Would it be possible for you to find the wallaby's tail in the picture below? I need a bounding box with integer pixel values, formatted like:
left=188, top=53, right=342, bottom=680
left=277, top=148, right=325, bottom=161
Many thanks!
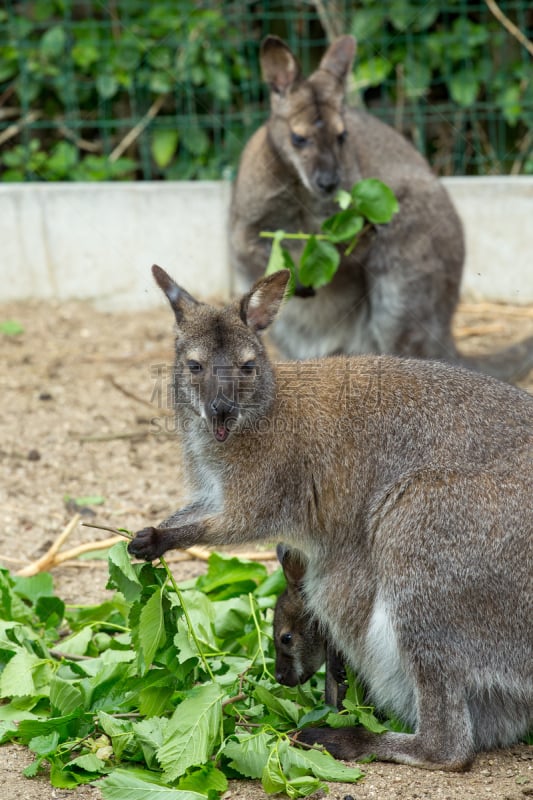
left=459, top=334, right=533, bottom=384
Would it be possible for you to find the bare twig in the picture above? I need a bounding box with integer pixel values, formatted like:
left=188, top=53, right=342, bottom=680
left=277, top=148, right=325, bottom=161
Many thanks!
left=82, top=522, right=132, bottom=538
left=511, top=130, right=533, bottom=176
left=485, top=0, right=533, bottom=57
left=16, top=514, right=81, bottom=576
left=58, top=124, right=102, bottom=154
left=458, top=302, right=533, bottom=318
left=107, top=375, right=173, bottom=416
left=77, top=430, right=150, bottom=442
left=50, top=649, right=93, bottom=662
left=455, top=322, right=506, bottom=338
left=0, top=111, right=41, bottom=147
left=109, top=94, right=168, bottom=162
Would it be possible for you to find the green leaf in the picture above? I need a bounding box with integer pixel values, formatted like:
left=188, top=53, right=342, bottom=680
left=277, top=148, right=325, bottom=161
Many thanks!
left=448, top=71, right=479, bottom=107
left=138, top=587, right=166, bottom=670
left=223, top=731, right=274, bottom=779
left=28, top=731, right=60, bottom=755
left=262, top=738, right=324, bottom=798
left=264, top=230, right=287, bottom=276
left=72, top=41, right=100, bottom=69
left=178, top=763, right=228, bottom=793
left=403, top=58, right=432, bottom=99
left=40, top=25, right=66, bottom=59
left=57, top=626, right=92, bottom=657
left=79, top=495, right=105, bottom=506
left=157, top=683, right=224, bottom=782
left=353, top=57, right=392, bottom=89
left=350, top=7, right=384, bottom=40
left=107, top=542, right=142, bottom=602
left=181, top=127, right=210, bottom=157
left=50, top=675, right=84, bottom=716
left=196, top=553, right=267, bottom=596
left=133, top=717, right=169, bottom=769
left=0, top=651, right=47, bottom=698
left=100, top=770, right=206, bottom=800
left=283, top=742, right=364, bottom=783
left=298, top=237, right=340, bottom=289
left=68, top=753, right=108, bottom=773
left=335, top=189, right=352, bottom=210
left=253, top=684, right=300, bottom=724
left=264, top=233, right=297, bottom=297
left=152, top=130, right=179, bottom=169
left=351, top=178, right=399, bottom=224
left=13, top=572, right=54, bottom=604
left=17, top=713, right=83, bottom=744
left=321, top=209, right=364, bottom=243
left=96, top=73, right=119, bottom=100
left=0, top=320, right=24, bottom=336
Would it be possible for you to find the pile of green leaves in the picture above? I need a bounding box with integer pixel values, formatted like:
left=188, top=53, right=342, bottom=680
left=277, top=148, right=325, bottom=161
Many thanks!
left=0, top=543, right=379, bottom=798
left=263, top=178, right=398, bottom=293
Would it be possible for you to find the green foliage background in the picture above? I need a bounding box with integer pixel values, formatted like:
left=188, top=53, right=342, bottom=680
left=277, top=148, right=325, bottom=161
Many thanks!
left=0, top=0, right=531, bottom=180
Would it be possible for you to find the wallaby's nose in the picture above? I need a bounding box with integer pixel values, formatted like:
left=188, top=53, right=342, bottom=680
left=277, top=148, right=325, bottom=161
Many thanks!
left=210, top=395, right=236, bottom=418
left=316, top=171, right=340, bottom=194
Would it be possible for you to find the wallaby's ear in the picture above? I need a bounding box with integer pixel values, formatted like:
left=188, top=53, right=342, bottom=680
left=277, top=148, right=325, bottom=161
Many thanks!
left=240, top=270, right=290, bottom=334
left=319, top=35, right=356, bottom=84
left=152, top=264, right=198, bottom=324
left=277, top=543, right=308, bottom=587
left=260, top=36, right=302, bottom=94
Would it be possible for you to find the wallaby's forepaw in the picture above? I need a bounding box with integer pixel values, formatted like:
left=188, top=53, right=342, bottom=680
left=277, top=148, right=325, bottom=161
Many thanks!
left=128, top=527, right=167, bottom=561
left=297, top=726, right=372, bottom=761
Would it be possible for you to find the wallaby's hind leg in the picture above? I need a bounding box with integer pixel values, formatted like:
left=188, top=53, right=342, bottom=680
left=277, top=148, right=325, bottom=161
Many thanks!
left=298, top=677, right=475, bottom=771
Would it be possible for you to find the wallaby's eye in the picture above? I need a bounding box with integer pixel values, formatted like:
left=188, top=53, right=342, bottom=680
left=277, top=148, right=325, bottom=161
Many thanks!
left=187, top=360, right=203, bottom=375
left=240, top=360, right=256, bottom=376
left=338, top=130, right=347, bottom=145
left=280, top=632, right=293, bottom=646
left=290, top=132, right=308, bottom=149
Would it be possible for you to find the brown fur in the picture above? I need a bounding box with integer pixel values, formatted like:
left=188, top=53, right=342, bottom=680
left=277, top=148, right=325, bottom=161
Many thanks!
left=129, top=266, right=533, bottom=770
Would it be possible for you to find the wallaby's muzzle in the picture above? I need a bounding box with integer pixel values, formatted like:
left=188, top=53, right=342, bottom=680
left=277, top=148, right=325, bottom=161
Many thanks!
left=204, top=373, right=239, bottom=443
left=207, top=394, right=238, bottom=443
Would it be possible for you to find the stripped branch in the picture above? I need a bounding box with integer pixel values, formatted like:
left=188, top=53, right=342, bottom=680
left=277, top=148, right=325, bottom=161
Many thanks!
left=485, top=0, right=533, bottom=57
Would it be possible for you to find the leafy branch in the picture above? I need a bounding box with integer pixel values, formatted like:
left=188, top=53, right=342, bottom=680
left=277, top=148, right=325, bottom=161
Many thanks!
left=261, top=178, right=398, bottom=293
left=0, top=546, right=374, bottom=798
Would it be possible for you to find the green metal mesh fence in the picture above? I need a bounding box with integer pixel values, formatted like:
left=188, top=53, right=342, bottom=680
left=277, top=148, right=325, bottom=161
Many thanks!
left=0, top=1, right=531, bottom=180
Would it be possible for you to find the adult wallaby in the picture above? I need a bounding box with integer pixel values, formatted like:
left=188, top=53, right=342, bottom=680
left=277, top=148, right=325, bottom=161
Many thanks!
left=229, top=35, right=533, bottom=382
left=129, top=265, right=533, bottom=770
left=229, top=34, right=464, bottom=362
left=274, top=544, right=346, bottom=709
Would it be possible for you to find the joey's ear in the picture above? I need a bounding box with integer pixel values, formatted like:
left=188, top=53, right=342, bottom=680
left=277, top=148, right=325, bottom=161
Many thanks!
left=260, top=36, right=302, bottom=94
left=240, top=270, right=290, bottom=334
left=276, top=543, right=308, bottom=586
left=152, top=264, right=198, bottom=323
left=319, top=35, right=356, bottom=83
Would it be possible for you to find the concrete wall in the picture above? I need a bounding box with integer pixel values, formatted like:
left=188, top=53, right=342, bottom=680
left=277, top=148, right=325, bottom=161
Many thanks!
left=1, top=176, right=532, bottom=308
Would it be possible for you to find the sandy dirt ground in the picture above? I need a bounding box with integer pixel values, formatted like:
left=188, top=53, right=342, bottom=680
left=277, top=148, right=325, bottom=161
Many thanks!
left=1, top=296, right=532, bottom=800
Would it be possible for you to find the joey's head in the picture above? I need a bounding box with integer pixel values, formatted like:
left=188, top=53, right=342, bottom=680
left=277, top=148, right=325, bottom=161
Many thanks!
left=260, top=35, right=356, bottom=199
left=152, top=265, right=290, bottom=443
left=273, top=544, right=326, bottom=687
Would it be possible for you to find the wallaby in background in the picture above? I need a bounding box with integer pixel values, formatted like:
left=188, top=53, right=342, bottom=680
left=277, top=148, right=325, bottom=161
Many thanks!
left=230, top=34, right=464, bottom=362
left=129, top=265, right=533, bottom=770
left=274, top=543, right=346, bottom=709
left=229, top=35, right=533, bottom=381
